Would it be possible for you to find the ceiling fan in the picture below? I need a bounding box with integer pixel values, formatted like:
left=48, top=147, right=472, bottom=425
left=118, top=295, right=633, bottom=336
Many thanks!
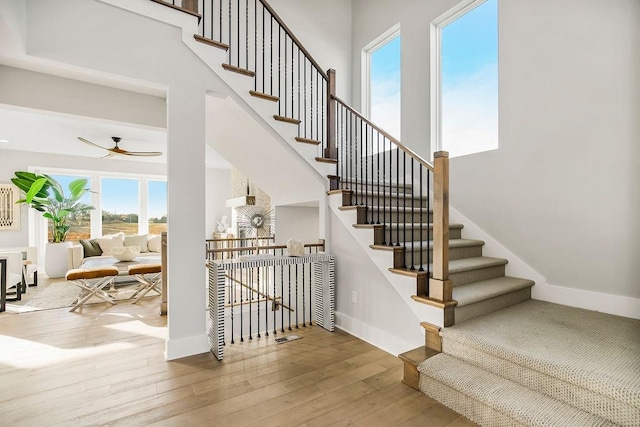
left=77, top=136, right=162, bottom=158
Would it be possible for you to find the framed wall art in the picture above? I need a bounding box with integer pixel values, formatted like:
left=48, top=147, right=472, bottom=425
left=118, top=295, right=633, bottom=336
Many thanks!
left=0, top=184, right=21, bottom=231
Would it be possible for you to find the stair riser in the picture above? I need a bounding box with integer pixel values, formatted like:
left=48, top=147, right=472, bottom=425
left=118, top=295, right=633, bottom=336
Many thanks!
left=441, top=334, right=635, bottom=426
left=400, top=245, right=483, bottom=267
left=384, top=227, right=462, bottom=244
left=454, top=287, right=531, bottom=323
left=366, top=210, right=433, bottom=224
left=353, top=194, right=429, bottom=208
left=450, top=265, right=505, bottom=287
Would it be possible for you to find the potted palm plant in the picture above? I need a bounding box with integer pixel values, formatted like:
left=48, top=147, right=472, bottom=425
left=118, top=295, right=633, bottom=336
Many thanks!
left=11, top=171, right=95, bottom=278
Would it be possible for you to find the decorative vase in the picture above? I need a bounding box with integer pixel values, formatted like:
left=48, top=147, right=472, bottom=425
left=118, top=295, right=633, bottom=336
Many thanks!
left=45, top=241, right=72, bottom=278
left=286, top=239, right=304, bottom=257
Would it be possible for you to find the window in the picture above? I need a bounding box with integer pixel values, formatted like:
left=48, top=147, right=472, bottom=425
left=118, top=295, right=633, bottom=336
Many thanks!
left=434, top=0, right=498, bottom=157
left=364, top=27, right=401, bottom=140
left=148, top=180, right=167, bottom=234
left=48, top=174, right=91, bottom=242
left=101, top=177, right=140, bottom=235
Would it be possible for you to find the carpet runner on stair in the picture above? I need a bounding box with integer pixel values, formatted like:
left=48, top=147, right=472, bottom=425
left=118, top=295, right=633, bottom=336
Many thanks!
left=417, top=300, right=640, bottom=427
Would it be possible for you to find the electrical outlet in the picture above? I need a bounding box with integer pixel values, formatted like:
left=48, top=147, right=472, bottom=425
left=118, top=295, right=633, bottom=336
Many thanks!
left=352, top=291, right=358, bottom=303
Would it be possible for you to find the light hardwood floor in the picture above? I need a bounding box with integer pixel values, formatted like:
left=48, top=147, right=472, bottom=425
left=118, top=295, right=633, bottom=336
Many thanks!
left=0, top=295, right=475, bottom=426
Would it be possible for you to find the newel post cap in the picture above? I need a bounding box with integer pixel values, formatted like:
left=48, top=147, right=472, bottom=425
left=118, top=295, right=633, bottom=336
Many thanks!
left=434, top=151, right=449, bottom=159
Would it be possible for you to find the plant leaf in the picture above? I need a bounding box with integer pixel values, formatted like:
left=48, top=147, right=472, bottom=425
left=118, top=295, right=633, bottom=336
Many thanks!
left=69, top=179, right=88, bottom=198
left=26, top=177, right=48, bottom=203
left=43, top=212, right=54, bottom=220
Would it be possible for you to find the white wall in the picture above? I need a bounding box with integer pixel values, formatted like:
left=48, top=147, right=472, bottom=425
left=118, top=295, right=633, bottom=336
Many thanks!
left=330, top=210, right=424, bottom=355
left=0, top=65, right=166, bottom=128
left=350, top=0, right=640, bottom=302
left=269, top=0, right=353, bottom=102
left=274, top=206, right=319, bottom=245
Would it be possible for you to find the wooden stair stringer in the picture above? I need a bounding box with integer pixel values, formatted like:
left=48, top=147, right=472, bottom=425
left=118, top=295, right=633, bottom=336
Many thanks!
left=328, top=191, right=447, bottom=328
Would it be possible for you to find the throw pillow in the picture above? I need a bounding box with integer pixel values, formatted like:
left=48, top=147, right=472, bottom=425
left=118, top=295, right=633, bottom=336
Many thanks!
left=124, top=234, right=149, bottom=252
left=148, top=234, right=162, bottom=253
left=79, top=239, right=103, bottom=258
left=97, top=234, right=125, bottom=255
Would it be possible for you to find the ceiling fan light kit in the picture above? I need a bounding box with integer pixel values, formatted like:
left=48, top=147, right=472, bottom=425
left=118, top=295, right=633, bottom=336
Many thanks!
left=77, top=136, right=162, bottom=157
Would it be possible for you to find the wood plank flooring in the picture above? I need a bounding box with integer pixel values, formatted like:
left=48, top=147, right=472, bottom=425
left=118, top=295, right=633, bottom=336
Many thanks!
left=0, top=297, right=475, bottom=426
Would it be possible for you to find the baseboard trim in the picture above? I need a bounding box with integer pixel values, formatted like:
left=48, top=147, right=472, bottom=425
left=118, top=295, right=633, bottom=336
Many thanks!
left=165, top=333, right=210, bottom=361
left=335, top=311, right=421, bottom=356
left=532, top=283, right=640, bottom=320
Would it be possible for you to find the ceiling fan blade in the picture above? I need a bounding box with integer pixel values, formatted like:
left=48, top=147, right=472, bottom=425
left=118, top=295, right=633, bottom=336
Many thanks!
left=101, top=152, right=116, bottom=159
left=120, top=150, right=163, bottom=157
left=77, top=137, right=110, bottom=151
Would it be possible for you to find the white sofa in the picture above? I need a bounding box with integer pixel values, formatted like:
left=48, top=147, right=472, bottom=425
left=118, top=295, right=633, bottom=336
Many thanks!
left=68, top=233, right=163, bottom=270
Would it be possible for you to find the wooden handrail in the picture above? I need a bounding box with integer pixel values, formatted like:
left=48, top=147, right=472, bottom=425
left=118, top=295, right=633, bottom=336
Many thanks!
left=332, top=94, right=434, bottom=172
left=206, top=237, right=275, bottom=243
left=207, top=242, right=324, bottom=255
left=258, top=0, right=329, bottom=81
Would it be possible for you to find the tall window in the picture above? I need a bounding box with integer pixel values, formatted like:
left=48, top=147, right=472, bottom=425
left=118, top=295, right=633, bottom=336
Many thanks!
left=48, top=174, right=91, bottom=242
left=148, top=180, right=167, bottom=234
left=101, top=178, right=139, bottom=235
left=365, top=28, right=401, bottom=140
left=436, top=0, right=498, bottom=157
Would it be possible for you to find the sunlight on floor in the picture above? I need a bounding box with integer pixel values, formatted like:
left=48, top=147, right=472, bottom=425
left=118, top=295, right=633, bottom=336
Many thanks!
left=0, top=334, right=137, bottom=369
left=103, top=320, right=167, bottom=339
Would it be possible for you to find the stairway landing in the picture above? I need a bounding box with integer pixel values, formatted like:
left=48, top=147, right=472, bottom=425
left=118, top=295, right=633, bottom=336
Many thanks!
left=418, top=300, right=640, bottom=426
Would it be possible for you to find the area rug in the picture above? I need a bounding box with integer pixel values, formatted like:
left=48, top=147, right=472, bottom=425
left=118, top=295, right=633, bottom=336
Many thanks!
left=7, top=281, right=157, bottom=313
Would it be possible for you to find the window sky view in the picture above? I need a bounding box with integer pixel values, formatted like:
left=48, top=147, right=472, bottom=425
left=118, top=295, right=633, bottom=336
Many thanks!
left=370, top=34, right=401, bottom=140
left=51, top=174, right=167, bottom=220
left=441, top=0, right=498, bottom=157
left=368, top=0, right=497, bottom=157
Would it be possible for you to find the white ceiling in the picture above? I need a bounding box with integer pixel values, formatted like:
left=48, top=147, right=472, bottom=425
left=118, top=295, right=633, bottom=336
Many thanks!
left=0, top=105, right=232, bottom=169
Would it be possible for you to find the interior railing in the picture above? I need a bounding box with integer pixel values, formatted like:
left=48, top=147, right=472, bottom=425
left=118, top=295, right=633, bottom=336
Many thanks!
left=197, top=0, right=330, bottom=156
left=155, top=0, right=451, bottom=307
left=206, top=239, right=325, bottom=343
left=333, top=96, right=432, bottom=271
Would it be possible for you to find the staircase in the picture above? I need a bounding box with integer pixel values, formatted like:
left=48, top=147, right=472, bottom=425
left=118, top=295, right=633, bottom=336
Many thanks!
left=147, top=1, right=639, bottom=425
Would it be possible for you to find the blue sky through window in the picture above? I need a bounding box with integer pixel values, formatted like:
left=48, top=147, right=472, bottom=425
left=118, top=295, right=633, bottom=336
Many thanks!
left=101, top=177, right=139, bottom=216
left=441, top=0, right=498, bottom=157
left=370, top=34, right=401, bottom=140
left=148, top=180, right=167, bottom=219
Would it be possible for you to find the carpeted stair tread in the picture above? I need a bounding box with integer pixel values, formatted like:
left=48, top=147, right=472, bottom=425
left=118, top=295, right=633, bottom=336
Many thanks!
left=366, top=206, right=432, bottom=213
left=382, top=222, right=464, bottom=230
left=339, top=177, right=412, bottom=189
left=353, top=190, right=427, bottom=199
left=441, top=300, right=640, bottom=425
left=406, top=256, right=508, bottom=277
left=418, top=353, right=613, bottom=427
left=453, top=276, right=534, bottom=307
left=402, top=239, right=485, bottom=251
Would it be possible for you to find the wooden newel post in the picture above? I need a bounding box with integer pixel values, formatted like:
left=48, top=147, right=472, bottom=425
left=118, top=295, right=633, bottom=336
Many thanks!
left=325, top=69, right=337, bottom=160
left=430, top=151, right=454, bottom=324
left=181, top=0, right=198, bottom=13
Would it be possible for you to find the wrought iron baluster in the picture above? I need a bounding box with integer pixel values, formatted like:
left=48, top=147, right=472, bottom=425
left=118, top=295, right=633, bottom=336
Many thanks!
left=376, top=132, right=381, bottom=224
left=411, top=159, right=415, bottom=270
left=240, top=267, right=244, bottom=341
left=288, top=264, right=292, bottom=331
left=419, top=166, right=425, bottom=271
left=395, top=141, right=400, bottom=246
left=230, top=267, right=235, bottom=344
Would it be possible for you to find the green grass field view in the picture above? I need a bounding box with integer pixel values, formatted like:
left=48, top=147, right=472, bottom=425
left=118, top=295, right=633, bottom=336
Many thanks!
left=49, top=221, right=167, bottom=242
